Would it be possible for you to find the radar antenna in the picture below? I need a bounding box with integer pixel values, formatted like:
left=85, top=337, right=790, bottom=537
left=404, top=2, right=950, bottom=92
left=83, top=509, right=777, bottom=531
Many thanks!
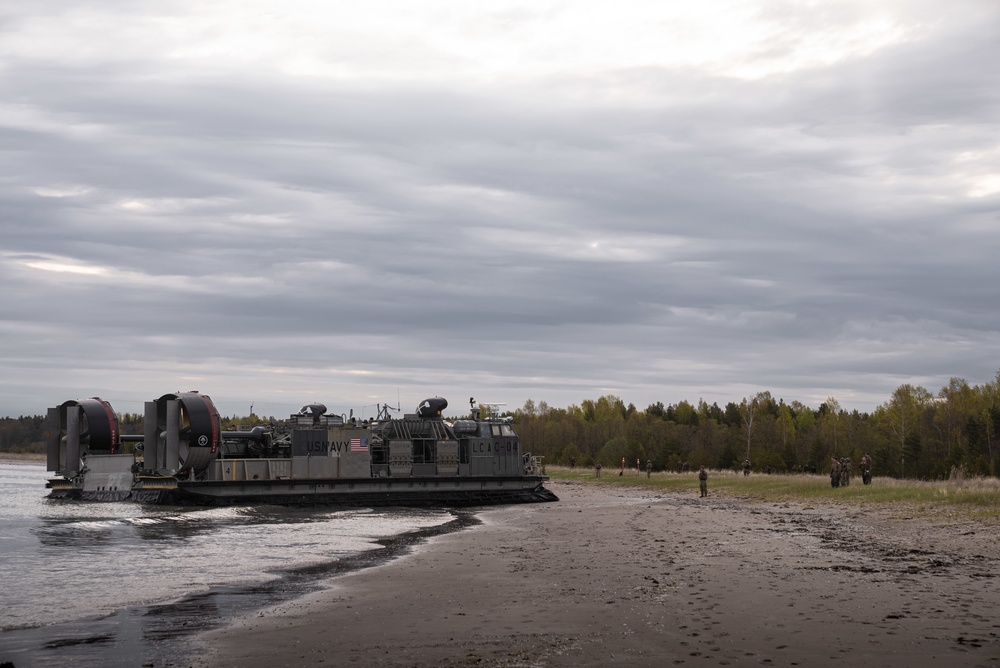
left=483, top=402, right=507, bottom=418
left=376, top=401, right=400, bottom=421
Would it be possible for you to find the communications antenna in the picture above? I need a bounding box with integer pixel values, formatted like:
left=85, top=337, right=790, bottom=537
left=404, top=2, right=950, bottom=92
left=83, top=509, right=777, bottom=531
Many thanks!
left=483, top=402, right=507, bottom=418
left=376, top=400, right=401, bottom=421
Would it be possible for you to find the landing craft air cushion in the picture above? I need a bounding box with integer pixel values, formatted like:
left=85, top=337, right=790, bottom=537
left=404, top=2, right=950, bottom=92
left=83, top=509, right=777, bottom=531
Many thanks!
left=45, top=393, right=557, bottom=506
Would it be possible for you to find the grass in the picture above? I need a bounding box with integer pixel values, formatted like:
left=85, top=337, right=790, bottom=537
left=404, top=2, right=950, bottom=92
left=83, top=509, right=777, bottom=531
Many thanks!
left=0, top=452, right=46, bottom=462
left=546, top=466, right=1000, bottom=522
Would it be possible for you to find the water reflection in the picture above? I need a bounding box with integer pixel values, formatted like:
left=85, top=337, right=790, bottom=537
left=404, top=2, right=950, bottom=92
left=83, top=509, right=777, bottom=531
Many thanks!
left=2, top=463, right=460, bottom=642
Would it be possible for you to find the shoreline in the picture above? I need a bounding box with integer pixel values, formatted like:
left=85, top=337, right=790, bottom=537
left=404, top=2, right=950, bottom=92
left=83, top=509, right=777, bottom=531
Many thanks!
left=194, top=480, right=1000, bottom=667
left=0, top=508, right=480, bottom=668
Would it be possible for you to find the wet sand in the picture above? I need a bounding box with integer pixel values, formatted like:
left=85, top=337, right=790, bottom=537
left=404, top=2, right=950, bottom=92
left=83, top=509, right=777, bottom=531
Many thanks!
left=194, top=480, right=1000, bottom=667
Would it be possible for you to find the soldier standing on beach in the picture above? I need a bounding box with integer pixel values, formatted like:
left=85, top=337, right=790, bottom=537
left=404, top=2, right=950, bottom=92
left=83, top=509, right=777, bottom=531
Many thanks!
left=743, top=458, right=751, bottom=476
left=596, top=461, right=602, bottom=478
left=646, top=459, right=652, bottom=478
left=698, top=466, right=708, bottom=497
left=861, top=452, right=872, bottom=485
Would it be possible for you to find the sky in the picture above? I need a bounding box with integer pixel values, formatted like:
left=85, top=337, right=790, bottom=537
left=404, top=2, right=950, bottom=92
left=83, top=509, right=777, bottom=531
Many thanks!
left=2, top=0, right=999, bottom=420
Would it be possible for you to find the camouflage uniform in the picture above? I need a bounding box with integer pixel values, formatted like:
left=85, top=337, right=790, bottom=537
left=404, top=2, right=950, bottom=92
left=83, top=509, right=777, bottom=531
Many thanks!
left=840, top=458, right=851, bottom=487
left=698, top=467, right=708, bottom=497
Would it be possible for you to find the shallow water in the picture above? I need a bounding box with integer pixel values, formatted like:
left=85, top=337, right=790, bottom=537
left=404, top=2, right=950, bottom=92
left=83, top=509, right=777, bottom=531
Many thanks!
left=0, top=463, right=465, bottom=667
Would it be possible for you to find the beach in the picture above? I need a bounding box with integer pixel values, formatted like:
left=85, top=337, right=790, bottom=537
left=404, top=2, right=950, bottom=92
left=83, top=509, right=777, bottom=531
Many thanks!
left=193, top=479, right=1000, bottom=667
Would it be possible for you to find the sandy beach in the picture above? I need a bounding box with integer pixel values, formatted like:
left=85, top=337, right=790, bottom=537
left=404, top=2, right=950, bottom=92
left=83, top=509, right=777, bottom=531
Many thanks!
left=194, top=480, right=1000, bottom=667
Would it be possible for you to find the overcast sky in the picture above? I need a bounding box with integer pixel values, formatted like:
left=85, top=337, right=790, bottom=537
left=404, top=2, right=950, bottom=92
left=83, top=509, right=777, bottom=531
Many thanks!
left=2, top=0, right=999, bottom=420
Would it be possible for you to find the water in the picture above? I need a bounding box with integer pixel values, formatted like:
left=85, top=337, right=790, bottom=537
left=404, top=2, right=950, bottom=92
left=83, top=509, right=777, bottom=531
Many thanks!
left=0, top=462, right=469, bottom=667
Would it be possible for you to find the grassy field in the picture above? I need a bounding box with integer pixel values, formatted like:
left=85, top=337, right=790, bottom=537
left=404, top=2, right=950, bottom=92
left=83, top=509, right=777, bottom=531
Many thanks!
left=546, top=466, right=1000, bottom=521
left=0, top=451, right=46, bottom=463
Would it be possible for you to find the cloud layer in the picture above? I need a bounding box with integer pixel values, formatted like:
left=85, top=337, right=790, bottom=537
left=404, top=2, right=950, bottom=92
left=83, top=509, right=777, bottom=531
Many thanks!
left=2, top=1, right=999, bottom=418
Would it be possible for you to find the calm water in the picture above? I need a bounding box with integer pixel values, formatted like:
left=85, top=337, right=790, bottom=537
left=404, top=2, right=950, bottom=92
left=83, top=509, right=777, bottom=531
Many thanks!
left=0, top=462, right=464, bottom=667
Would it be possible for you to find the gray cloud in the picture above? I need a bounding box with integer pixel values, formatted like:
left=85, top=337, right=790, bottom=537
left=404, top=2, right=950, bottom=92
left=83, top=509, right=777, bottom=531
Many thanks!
left=2, top=1, right=999, bottom=419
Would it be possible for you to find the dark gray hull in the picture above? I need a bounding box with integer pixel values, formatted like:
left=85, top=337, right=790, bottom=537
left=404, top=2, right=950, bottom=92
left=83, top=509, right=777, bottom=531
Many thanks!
left=48, top=475, right=558, bottom=507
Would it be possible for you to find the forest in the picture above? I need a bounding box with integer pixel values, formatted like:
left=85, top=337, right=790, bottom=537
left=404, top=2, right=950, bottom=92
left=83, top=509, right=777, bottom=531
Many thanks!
left=513, top=373, right=1000, bottom=479
left=4, top=372, right=1000, bottom=480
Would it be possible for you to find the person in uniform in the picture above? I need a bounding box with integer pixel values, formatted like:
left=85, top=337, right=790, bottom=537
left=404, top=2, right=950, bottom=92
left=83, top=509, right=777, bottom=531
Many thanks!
left=646, top=459, right=653, bottom=478
left=698, top=466, right=708, bottom=497
left=596, top=461, right=602, bottom=478
left=861, top=452, right=872, bottom=485
left=743, top=458, right=751, bottom=477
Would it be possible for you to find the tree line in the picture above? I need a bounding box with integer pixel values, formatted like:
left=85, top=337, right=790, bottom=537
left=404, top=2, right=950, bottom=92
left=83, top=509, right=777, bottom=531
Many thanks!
left=513, top=373, right=1000, bottom=479
left=5, top=372, right=1000, bottom=479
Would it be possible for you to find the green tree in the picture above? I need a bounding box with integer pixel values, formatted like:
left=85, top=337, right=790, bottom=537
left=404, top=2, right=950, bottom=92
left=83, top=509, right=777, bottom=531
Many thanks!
left=739, top=391, right=771, bottom=462
left=776, top=402, right=797, bottom=467
left=878, top=384, right=932, bottom=477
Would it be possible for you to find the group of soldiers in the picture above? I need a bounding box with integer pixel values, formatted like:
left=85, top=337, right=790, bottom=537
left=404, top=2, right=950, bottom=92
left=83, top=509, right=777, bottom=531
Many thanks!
left=588, top=452, right=873, bottom=495
left=830, top=457, right=851, bottom=487
left=830, top=452, right=873, bottom=487
left=591, top=458, right=655, bottom=479
left=590, top=458, right=709, bottom=496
